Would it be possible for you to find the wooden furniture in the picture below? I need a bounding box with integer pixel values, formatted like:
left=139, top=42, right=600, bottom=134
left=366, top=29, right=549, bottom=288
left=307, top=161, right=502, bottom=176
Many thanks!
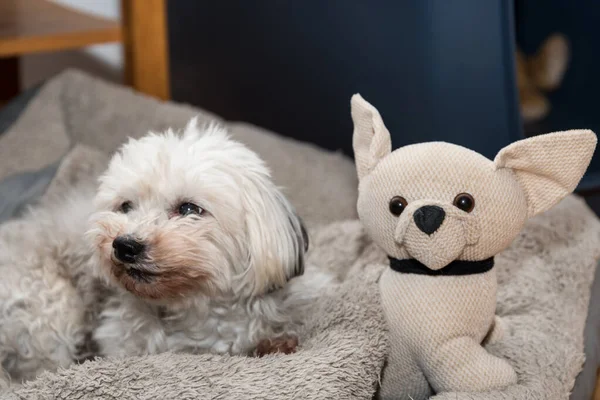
left=0, top=0, right=169, bottom=103
left=121, top=0, right=170, bottom=101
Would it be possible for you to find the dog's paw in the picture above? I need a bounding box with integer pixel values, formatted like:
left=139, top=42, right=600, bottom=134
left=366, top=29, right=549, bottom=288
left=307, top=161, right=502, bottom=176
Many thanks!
left=254, top=334, right=299, bottom=357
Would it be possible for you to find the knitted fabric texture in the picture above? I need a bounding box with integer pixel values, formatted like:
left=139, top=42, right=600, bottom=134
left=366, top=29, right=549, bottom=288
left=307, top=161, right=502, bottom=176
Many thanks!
left=350, top=94, right=597, bottom=400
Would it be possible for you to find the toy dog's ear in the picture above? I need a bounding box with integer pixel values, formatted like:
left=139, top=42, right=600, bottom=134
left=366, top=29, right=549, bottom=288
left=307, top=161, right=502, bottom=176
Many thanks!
left=494, top=130, right=597, bottom=217
left=351, top=94, right=392, bottom=180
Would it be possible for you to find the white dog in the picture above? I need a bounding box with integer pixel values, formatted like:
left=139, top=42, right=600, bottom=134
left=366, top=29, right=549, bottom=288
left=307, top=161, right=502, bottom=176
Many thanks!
left=0, top=119, right=330, bottom=385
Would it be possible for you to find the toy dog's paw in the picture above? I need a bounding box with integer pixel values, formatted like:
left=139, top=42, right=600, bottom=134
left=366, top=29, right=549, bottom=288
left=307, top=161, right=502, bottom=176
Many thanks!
left=255, top=334, right=299, bottom=357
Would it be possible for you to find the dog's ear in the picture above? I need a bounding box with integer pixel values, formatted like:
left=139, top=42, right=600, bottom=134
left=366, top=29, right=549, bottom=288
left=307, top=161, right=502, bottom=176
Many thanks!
left=299, top=217, right=309, bottom=253
left=242, top=182, right=307, bottom=296
left=351, top=94, right=392, bottom=181
left=494, top=130, right=596, bottom=217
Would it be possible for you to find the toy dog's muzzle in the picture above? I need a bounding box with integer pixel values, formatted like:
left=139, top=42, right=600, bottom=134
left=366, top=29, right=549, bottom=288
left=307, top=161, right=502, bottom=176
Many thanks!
left=394, top=200, right=480, bottom=271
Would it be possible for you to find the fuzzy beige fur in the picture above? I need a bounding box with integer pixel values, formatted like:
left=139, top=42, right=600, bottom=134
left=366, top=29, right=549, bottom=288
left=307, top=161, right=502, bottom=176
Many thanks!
left=351, top=94, right=596, bottom=399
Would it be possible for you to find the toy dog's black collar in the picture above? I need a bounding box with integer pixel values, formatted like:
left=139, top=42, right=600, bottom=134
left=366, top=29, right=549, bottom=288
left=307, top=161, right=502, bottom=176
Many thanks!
left=388, top=257, right=494, bottom=276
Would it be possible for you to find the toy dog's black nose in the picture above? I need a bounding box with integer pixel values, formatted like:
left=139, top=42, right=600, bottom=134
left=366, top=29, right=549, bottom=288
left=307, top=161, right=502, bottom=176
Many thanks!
left=112, top=236, right=145, bottom=263
left=413, top=206, right=445, bottom=235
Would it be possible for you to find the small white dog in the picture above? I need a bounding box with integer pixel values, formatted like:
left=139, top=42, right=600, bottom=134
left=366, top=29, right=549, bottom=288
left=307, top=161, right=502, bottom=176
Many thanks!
left=0, top=119, right=329, bottom=385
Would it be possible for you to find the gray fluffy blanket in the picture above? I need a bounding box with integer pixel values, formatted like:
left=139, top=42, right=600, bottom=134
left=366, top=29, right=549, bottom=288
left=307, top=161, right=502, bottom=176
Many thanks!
left=1, top=71, right=600, bottom=399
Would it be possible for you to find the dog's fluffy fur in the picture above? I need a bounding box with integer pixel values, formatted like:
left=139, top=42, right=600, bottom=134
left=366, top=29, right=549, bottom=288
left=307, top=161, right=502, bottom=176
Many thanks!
left=0, top=119, right=331, bottom=385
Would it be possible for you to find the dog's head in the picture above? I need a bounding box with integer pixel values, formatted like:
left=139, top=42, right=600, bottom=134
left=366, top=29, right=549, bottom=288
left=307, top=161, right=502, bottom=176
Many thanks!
left=351, top=94, right=596, bottom=270
left=86, top=118, right=307, bottom=301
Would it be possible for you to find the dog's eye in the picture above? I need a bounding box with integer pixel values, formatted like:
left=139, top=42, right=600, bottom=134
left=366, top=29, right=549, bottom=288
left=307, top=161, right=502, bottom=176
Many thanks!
left=453, top=193, right=475, bottom=213
left=178, top=202, right=203, bottom=216
left=389, top=196, right=408, bottom=216
left=119, top=201, right=133, bottom=213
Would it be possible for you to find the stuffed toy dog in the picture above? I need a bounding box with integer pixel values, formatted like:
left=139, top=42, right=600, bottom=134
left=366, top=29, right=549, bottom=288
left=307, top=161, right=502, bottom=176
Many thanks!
left=350, top=94, right=596, bottom=399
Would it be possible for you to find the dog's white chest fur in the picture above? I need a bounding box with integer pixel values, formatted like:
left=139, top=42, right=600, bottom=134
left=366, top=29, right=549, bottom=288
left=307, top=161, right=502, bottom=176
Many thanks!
left=94, top=292, right=281, bottom=357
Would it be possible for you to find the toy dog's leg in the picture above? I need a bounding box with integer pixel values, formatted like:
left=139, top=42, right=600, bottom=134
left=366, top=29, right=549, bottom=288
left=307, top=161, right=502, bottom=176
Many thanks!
left=380, top=344, right=432, bottom=400
left=482, top=315, right=505, bottom=345
left=379, top=270, right=433, bottom=400
left=424, top=336, right=517, bottom=394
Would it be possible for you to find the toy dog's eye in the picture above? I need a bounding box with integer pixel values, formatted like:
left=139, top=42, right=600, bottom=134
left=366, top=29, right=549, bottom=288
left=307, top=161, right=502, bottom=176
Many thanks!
left=389, top=196, right=408, bottom=216
left=178, top=202, right=204, bottom=216
left=118, top=201, right=133, bottom=213
left=453, top=193, right=475, bottom=213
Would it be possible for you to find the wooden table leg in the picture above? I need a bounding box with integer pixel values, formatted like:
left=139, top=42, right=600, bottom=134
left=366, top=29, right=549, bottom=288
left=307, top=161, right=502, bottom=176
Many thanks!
left=121, top=0, right=170, bottom=101
left=0, top=57, right=19, bottom=105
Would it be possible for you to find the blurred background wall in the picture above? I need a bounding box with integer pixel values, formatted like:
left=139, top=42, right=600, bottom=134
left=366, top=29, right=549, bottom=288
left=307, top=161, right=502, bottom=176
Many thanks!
left=168, top=1, right=521, bottom=161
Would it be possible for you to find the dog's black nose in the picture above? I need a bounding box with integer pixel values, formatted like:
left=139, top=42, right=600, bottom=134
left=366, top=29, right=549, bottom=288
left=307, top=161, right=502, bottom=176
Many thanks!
left=413, top=206, right=446, bottom=235
left=112, top=236, right=145, bottom=263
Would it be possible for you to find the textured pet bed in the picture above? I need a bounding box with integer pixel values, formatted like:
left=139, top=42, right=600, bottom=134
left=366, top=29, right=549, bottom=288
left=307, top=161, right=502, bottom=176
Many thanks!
left=1, top=70, right=600, bottom=399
